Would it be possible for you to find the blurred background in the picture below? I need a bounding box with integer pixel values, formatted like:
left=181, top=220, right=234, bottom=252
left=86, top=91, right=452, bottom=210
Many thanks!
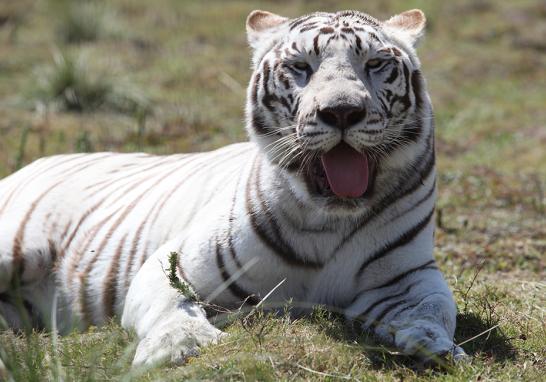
left=0, top=0, right=544, bottom=269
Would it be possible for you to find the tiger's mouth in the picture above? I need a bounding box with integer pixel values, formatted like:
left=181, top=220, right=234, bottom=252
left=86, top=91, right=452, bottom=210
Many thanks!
left=305, top=142, right=377, bottom=199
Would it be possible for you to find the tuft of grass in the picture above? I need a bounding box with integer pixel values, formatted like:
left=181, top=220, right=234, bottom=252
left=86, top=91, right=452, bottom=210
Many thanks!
left=50, top=0, right=120, bottom=44
left=74, top=130, right=94, bottom=152
left=28, top=50, right=151, bottom=116
left=0, top=322, right=135, bottom=382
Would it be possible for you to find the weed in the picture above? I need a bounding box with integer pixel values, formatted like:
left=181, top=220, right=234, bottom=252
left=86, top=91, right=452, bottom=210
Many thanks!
left=50, top=0, right=120, bottom=44
left=167, top=251, right=198, bottom=302
left=28, top=50, right=151, bottom=116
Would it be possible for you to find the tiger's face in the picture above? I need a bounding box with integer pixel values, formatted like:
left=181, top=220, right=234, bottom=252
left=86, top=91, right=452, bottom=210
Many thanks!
left=246, top=9, right=430, bottom=211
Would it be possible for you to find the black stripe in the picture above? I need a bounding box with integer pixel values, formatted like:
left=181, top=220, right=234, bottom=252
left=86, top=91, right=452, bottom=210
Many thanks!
left=0, top=155, right=87, bottom=217
left=355, top=35, right=362, bottom=51
left=387, top=178, right=436, bottom=224
left=335, top=133, right=435, bottom=253
left=354, top=280, right=418, bottom=317
left=250, top=72, right=272, bottom=135
left=278, top=95, right=291, bottom=112
left=385, top=66, right=399, bottom=84
left=400, top=120, right=423, bottom=145
left=411, top=69, right=425, bottom=112
left=277, top=69, right=291, bottom=90
left=246, top=157, right=322, bottom=269
left=102, top=233, right=127, bottom=318
left=261, top=61, right=278, bottom=112
left=291, top=96, right=301, bottom=117
left=390, top=62, right=412, bottom=113
left=390, top=292, right=449, bottom=321
left=299, top=23, right=320, bottom=32
left=131, top=149, right=251, bottom=273
left=79, top=158, right=200, bottom=323
left=262, top=60, right=270, bottom=90
left=251, top=72, right=260, bottom=105
left=369, top=32, right=381, bottom=43
left=251, top=110, right=270, bottom=135
left=319, top=26, right=334, bottom=34
left=313, top=34, right=320, bottom=55
left=366, top=260, right=437, bottom=292
left=215, top=241, right=259, bottom=305
left=355, top=208, right=434, bottom=279
left=369, top=299, right=409, bottom=329
left=227, top=171, right=245, bottom=270
left=11, top=155, right=113, bottom=281
left=289, top=15, right=315, bottom=31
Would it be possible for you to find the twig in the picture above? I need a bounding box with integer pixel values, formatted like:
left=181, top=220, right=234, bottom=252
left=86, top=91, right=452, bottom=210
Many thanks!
left=295, top=363, right=352, bottom=380
left=250, top=278, right=286, bottom=312
left=205, top=256, right=260, bottom=304
left=50, top=291, right=63, bottom=380
left=457, top=323, right=500, bottom=347
left=460, top=261, right=485, bottom=313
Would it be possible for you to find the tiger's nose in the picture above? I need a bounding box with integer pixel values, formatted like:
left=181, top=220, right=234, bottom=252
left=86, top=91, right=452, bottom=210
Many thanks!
left=317, top=104, right=367, bottom=130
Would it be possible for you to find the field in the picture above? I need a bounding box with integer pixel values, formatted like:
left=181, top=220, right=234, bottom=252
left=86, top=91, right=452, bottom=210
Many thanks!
left=0, top=0, right=545, bottom=380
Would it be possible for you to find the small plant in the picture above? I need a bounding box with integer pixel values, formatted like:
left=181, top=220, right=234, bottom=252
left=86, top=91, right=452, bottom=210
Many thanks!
left=167, top=252, right=199, bottom=302
left=29, top=50, right=151, bottom=116
left=75, top=130, right=94, bottom=153
left=50, top=0, right=120, bottom=44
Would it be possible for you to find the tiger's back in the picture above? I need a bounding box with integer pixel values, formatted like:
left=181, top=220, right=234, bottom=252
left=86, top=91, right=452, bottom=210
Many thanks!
left=0, top=143, right=254, bottom=328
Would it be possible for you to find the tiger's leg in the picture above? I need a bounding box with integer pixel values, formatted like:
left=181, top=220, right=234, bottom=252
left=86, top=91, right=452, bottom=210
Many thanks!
left=0, top=300, right=24, bottom=330
left=346, top=265, right=466, bottom=362
left=121, top=237, right=223, bottom=367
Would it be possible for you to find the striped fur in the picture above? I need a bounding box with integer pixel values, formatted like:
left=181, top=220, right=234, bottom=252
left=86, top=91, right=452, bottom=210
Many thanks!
left=0, top=9, right=465, bottom=366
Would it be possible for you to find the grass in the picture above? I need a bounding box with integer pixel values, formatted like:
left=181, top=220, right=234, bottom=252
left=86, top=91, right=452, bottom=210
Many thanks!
left=0, top=0, right=544, bottom=380
left=50, top=0, right=121, bottom=44
left=28, top=49, right=150, bottom=115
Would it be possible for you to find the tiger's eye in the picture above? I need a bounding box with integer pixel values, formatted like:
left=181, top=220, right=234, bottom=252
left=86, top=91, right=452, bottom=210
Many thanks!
left=293, top=62, right=311, bottom=71
left=366, top=58, right=383, bottom=69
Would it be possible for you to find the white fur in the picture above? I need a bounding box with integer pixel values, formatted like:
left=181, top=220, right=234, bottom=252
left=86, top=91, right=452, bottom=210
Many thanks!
left=0, top=9, right=466, bottom=367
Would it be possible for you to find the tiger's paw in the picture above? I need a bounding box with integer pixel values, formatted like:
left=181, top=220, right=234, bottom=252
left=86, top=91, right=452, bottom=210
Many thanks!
left=389, top=319, right=468, bottom=363
left=132, top=321, right=225, bottom=367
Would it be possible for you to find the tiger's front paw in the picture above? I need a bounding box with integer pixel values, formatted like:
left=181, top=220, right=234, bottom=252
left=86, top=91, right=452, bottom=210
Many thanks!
left=390, top=319, right=467, bottom=362
left=132, top=320, right=225, bottom=367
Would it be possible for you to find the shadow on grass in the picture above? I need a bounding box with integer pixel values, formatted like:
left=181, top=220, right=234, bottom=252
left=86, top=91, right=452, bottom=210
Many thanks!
left=454, top=311, right=516, bottom=361
left=306, top=310, right=424, bottom=370
left=307, top=306, right=516, bottom=371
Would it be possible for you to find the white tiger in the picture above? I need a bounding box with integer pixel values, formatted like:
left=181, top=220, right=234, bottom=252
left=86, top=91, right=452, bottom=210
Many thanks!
left=0, top=9, right=466, bottom=366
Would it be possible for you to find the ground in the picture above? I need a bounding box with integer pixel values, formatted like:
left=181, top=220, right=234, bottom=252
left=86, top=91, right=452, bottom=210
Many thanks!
left=0, top=0, right=544, bottom=381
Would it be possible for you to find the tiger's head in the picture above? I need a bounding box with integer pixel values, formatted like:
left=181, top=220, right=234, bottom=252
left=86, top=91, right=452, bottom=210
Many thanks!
left=245, top=9, right=432, bottom=211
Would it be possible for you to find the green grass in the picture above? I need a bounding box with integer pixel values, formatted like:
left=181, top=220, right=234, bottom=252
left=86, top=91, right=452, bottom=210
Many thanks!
left=0, top=0, right=545, bottom=380
left=50, top=0, right=121, bottom=44
left=27, top=49, right=150, bottom=115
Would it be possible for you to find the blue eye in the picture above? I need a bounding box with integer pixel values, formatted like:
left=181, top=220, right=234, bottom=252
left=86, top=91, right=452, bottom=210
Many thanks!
left=366, top=58, right=383, bottom=69
left=292, top=62, right=311, bottom=72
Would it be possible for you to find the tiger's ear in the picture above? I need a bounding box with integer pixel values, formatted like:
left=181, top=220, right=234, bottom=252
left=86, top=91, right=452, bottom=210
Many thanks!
left=246, top=10, right=289, bottom=49
left=384, top=9, right=426, bottom=47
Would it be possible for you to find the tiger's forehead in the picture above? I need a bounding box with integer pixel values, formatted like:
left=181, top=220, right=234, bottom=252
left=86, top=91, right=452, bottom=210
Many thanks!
left=286, top=11, right=386, bottom=56
left=288, top=10, right=381, bottom=31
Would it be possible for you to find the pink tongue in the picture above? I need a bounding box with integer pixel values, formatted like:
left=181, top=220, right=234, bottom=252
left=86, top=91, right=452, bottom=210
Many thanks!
left=321, top=142, right=369, bottom=198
